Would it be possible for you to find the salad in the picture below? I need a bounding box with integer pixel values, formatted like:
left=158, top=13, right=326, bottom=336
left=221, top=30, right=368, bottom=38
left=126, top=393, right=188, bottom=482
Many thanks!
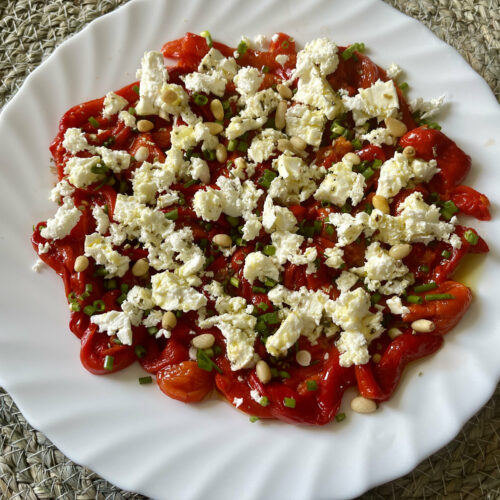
left=31, top=32, right=490, bottom=425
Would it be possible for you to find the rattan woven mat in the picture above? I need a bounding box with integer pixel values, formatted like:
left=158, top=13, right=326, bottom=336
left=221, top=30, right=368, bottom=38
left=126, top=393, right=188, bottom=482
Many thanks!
left=1, top=0, right=499, bottom=498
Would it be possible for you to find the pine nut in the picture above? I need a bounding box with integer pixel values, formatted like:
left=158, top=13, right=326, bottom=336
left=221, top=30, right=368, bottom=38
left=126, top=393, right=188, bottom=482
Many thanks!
left=276, top=84, right=292, bottom=100
left=74, top=255, right=89, bottom=273
left=135, top=146, right=149, bottom=162
left=161, top=89, right=178, bottom=104
left=210, top=99, right=224, bottom=121
left=275, top=101, right=287, bottom=130
left=205, top=122, right=224, bottom=135
left=385, top=117, right=407, bottom=137
left=411, top=319, right=435, bottom=333
left=389, top=243, right=412, bottom=260
left=277, top=139, right=292, bottom=152
left=372, top=353, right=382, bottom=363
left=402, top=146, right=416, bottom=159
left=132, top=258, right=149, bottom=277
left=192, top=333, right=215, bottom=350
left=388, top=327, right=403, bottom=339
left=296, top=350, right=311, bottom=367
left=290, top=136, right=307, bottom=151
left=213, top=234, right=232, bottom=247
left=256, top=360, right=272, bottom=384
left=343, top=152, right=361, bottom=165
left=162, top=311, right=177, bottom=330
left=215, top=143, right=227, bottom=163
left=351, top=396, right=377, bottom=414
left=372, top=194, right=390, bottom=214
left=137, top=119, right=154, bottom=132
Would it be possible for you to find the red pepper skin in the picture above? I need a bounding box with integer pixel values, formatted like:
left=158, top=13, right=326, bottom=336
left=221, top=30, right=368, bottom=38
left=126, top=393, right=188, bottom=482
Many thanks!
left=356, top=333, right=443, bottom=401
left=449, top=185, right=491, bottom=221
left=403, top=281, right=472, bottom=335
left=400, top=126, right=471, bottom=194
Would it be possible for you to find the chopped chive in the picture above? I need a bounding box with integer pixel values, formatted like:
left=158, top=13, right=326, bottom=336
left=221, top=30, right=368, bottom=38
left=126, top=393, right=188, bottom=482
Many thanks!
left=257, top=302, right=269, bottom=311
left=104, top=279, right=117, bottom=291
left=464, top=229, right=478, bottom=245
left=164, top=208, right=178, bottom=221
left=441, top=249, right=451, bottom=259
left=306, top=380, right=318, bottom=391
left=325, top=225, right=335, bottom=236
left=175, top=310, right=183, bottom=318
left=398, top=82, right=409, bottom=92
left=83, top=305, right=96, bottom=316
left=139, top=376, right=153, bottom=384
left=237, top=40, right=248, bottom=55
left=426, top=122, right=442, bottom=130
left=183, top=178, right=199, bottom=188
left=213, top=345, right=222, bottom=355
left=419, top=265, right=429, bottom=273
left=264, top=278, right=277, bottom=288
left=370, top=293, right=381, bottom=305
left=249, top=415, right=259, bottom=423
left=88, top=116, right=100, bottom=128
left=281, top=40, right=289, bottom=49
left=196, top=348, right=222, bottom=373
left=425, top=293, right=455, bottom=301
left=120, top=283, right=129, bottom=294
left=147, top=326, right=158, bottom=336
left=258, top=169, right=278, bottom=189
left=413, top=282, right=437, bottom=293
left=440, top=200, right=459, bottom=221
left=260, top=311, right=279, bottom=325
left=132, top=84, right=140, bottom=94
left=279, top=370, right=290, bottom=379
left=204, top=347, right=214, bottom=358
left=406, top=295, right=423, bottom=304
left=200, top=30, right=212, bottom=47
left=193, top=93, right=209, bottom=106
left=229, top=276, right=240, bottom=288
left=372, top=159, right=383, bottom=169
left=227, top=139, right=238, bottom=151
left=128, top=106, right=136, bottom=115
left=252, top=286, right=266, bottom=294
left=259, top=396, right=270, bottom=407
left=351, top=138, right=362, bottom=150
left=70, top=302, right=81, bottom=312
left=103, top=355, right=114, bottom=371
left=93, top=299, right=105, bottom=312
left=335, top=413, right=346, bottom=422
left=263, top=245, right=276, bottom=256
left=283, top=397, right=296, bottom=408
left=135, top=345, right=147, bottom=358
left=261, top=65, right=270, bottom=73
left=117, top=293, right=127, bottom=305
left=226, top=215, right=240, bottom=227
left=236, top=141, right=249, bottom=152
left=341, top=42, right=365, bottom=61
left=313, top=220, right=322, bottom=235
left=331, top=123, right=346, bottom=136
left=362, top=167, right=375, bottom=179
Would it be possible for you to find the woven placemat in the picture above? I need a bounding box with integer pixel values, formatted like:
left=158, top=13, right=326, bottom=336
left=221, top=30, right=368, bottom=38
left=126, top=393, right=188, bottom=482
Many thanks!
left=1, top=1, right=498, bottom=498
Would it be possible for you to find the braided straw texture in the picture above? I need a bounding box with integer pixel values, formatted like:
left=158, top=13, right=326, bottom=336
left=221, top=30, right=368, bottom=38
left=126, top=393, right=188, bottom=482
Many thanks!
left=0, top=0, right=498, bottom=498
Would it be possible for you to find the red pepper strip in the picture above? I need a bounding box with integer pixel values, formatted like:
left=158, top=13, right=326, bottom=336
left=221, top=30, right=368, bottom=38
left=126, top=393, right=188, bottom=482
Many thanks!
left=356, top=332, right=444, bottom=402
left=449, top=185, right=491, bottom=221
left=432, top=226, right=488, bottom=283
left=139, top=338, right=189, bottom=374
left=80, top=324, right=137, bottom=375
left=400, top=126, right=471, bottom=194
left=403, top=280, right=472, bottom=335
left=357, top=144, right=386, bottom=162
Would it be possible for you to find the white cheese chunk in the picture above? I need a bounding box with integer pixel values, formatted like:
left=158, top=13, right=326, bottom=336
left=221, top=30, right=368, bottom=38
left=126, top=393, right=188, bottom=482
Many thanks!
left=342, top=79, right=399, bottom=126
left=234, top=67, right=263, bottom=97
left=64, top=156, right=102, bottom=188
left=266, top=312, right=302, bottom=357
left=376, top=152, right=438, bottom=200
left=192, top=188, right=223, bottom=221
left=62, top=128, right=91, bottom=154
left=49, top=179, right=75, bottom=203
left=262, top=196, right=297, bottom=232
left=243, top=252, right=280, bottom=284
left=84, top=233, right=130, bottom=277
left=40, top=196, right=81, bottom=240
left=91, top=311, right=133, bottom=346
left=248, top=129, right=286, bottom=163
left=135, top=51, right=168, bottom=116
left=102, top=92, right=128, bottom=118
left=92, top=204, right=110, bottom=235
left=151, top=270, right=207, bottom=312
left=386, top=296, right=410, bottom=316
left=285, top=104, right=326, bottom=147
left=323, top=247, right=344, bottom=269
left=95, top=146, right=131, bottom=173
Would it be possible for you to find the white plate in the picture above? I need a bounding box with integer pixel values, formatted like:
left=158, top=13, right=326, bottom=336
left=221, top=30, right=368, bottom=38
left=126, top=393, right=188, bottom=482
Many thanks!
left=0, top=0, right=499, bottom=498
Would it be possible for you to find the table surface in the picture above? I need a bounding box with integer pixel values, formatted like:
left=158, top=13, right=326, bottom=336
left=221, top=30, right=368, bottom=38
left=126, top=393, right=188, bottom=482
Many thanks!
left=0, top=0, right=498, bottom=498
